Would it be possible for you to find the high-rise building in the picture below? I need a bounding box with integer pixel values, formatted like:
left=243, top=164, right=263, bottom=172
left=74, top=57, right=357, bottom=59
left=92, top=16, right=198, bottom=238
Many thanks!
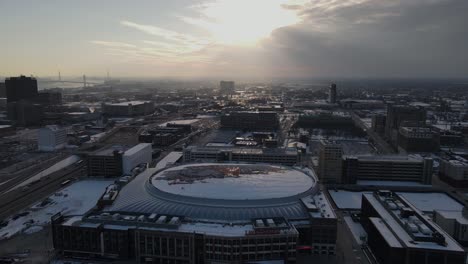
left=38, top=125, right=67, bottom=151
left=328, top=83, right=337, bottom=104
left=318, top=140, right=343, bottom=183
left=5, top=76, right=38, bottom=103
left=384, top=104, right=426, bottom=145
left=342, top=155, right=433, bottom=184
left=220, top=80, right=235, bottom=95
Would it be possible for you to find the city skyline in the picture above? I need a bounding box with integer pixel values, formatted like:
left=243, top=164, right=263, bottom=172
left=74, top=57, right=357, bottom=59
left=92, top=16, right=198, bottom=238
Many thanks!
left=1, top=0, right=468, bottom=79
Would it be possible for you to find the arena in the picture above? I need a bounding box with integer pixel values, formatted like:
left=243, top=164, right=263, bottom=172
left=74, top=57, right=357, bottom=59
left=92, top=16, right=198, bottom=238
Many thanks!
left=52, top=163, right=337, bottom=263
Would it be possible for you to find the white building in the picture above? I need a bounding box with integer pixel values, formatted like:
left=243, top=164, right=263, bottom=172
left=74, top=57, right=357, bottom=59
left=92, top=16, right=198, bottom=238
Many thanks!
left=122, top=143, right=152, bottom=174
left=38, top=125, right=67, bottom=151
left=434, top=206, right=468, bottom=246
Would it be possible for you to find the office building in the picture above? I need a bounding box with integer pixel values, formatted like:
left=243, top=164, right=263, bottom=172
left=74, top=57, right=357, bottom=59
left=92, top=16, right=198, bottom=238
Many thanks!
left=38, top=125, right=67, bottom=151
left=220, top=80, right=235, bottom=95
left=5, top=75, right=38, bottom=103
left=183, top=146, right=299, bottom=166
left=221, top=111, right=279, bottom=130
left=328, top=83, right=337, bottom=104
left=385, top=105, right=426, bottom=145
left=398, top=127, right=440, bottom=153
left=318, top=141, right=343, bottom=184
left=361, top=191, right=466, bottom=264
left=103, top=101, right=155, bottom=117
left=52, top=163, right=337, bottom=262
left=342, top=155, right=433, bottom=184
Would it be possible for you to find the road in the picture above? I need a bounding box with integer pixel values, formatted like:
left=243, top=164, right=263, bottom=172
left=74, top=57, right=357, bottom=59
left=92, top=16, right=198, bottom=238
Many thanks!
left=348, top=110, right=395, bottom=154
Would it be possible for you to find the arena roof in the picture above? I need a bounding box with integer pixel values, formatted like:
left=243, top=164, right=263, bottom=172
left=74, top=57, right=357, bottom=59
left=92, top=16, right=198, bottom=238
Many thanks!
left=105, top=163, right=319, bottom=222
left=151, top=164, right=313, bottom=200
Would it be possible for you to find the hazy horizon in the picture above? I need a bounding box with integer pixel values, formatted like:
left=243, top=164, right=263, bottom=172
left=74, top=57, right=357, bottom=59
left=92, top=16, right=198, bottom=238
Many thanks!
left=1, top=0, right=467, bottom=79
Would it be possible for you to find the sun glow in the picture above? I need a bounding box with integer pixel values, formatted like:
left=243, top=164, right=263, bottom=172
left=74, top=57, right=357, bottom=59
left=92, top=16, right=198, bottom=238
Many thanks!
left=182, top=0, right=303, bottom=45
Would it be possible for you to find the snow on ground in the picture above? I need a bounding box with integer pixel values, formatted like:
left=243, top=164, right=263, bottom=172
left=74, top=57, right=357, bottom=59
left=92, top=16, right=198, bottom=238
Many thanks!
left=0, top=179, right=113, bottom=240
left=396, top=192, right=463, bottom=212
left=7, top=155, right=80, bottom=192
left=328, top=190, right=371, bottom=209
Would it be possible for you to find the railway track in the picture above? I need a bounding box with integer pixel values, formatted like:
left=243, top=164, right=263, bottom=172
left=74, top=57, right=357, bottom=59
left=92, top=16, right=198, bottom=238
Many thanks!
left=0, top=164, right=86, bottom=221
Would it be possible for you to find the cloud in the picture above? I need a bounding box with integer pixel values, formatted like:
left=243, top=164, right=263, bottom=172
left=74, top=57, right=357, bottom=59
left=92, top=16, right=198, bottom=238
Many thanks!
left=90, top=40, right=136, bottom=48
left=121, top=20, right=211, bottom=46
left=91, top=0, right=468, bottom=78
left=261, top=0, right=468, bottom=78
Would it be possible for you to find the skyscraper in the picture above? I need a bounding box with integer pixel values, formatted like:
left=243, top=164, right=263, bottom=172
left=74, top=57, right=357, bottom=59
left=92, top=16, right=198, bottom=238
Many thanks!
left=329, top=83, right=337, bottom=104
left=5, top=76, right=38, bottom=103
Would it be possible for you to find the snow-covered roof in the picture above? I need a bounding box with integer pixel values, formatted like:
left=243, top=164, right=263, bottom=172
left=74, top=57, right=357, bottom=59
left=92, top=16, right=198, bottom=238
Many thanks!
left=151, top=163, right=313, bottom=200
left=123, top=143, right=151, bottom=157
left=363, top=192, right=464, bottom=252
left=104, top=164, right=320, bottom=221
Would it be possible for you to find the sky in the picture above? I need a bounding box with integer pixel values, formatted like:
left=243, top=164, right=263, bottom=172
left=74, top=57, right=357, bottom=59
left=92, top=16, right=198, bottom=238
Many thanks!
left=1, top=0, right=467, bottom=80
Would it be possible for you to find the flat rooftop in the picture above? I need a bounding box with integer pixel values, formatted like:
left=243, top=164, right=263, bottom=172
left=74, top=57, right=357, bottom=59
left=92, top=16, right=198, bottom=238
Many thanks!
left=363, top=192, right=464, bottom=252
left=123, top=143, right=151, bottom=157
left=93, top=145, right=132, bottom=156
